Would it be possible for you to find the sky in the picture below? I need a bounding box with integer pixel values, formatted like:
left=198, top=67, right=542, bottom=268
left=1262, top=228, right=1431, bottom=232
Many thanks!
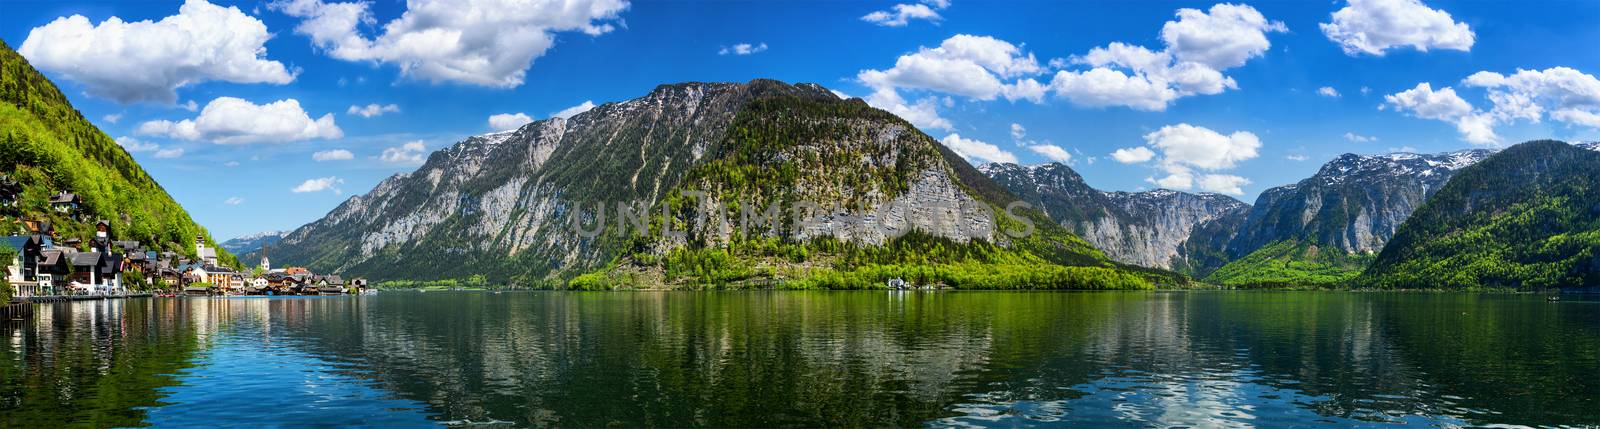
left=3, top=0, right=1600, bottom=241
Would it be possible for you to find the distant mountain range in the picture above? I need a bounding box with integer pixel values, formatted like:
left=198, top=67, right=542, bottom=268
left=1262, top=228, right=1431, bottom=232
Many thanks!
left=241, top=77, right=1598, bottom=290
left=251, top=80, right=1160, bottom=289
left=220, top=231, right=287, bottom=254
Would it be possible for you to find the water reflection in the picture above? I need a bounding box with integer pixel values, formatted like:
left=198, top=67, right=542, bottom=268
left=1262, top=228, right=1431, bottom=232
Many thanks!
left=2, top=292, right=1598, bottom=427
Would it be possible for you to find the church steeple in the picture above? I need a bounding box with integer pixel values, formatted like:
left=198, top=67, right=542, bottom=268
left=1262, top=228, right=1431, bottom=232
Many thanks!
left=260, top=244, right=271, bottom=272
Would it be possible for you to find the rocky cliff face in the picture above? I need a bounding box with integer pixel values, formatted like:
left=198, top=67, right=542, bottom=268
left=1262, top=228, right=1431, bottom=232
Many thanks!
left=261, top=80, right=1102, bottom=284
left=1226, top=149, right=1494, bottom=258
left=981, top=163, right=1247, bottom=272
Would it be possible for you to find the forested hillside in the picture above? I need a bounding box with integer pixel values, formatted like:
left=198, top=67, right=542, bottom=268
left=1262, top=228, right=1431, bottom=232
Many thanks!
left=0, top=40, right=233, bottom=264
left=1359, top=140, right=1600, bottom=290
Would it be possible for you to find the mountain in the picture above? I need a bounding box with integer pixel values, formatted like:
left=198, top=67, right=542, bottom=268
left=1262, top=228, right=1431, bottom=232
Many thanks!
left=1359, top=140, right=1600, bottom=290
left=220, top=230, right=287, bottom=254
left=980, top=162, right=1248, bottom=274
left=0, top=41, right=232, bottom=265
left=1204, top=149, right=1493, bottom=286
left=261, top=79, right=1158, bottom=289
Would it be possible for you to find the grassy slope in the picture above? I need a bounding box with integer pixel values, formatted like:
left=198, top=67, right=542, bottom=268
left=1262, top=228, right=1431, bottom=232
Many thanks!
left=1204, top=239, right=1373, bottom=288
left=0, top=40, right=234, bottom=265
left=1358, top=140, right=1600, bottom=290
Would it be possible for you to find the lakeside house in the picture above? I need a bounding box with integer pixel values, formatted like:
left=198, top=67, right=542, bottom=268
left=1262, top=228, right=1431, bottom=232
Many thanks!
left=3, top=192, right=363, bottom=299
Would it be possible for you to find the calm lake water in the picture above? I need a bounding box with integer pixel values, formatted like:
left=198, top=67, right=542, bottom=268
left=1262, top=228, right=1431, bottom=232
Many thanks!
left=3, top=291, right=1599, bottom=427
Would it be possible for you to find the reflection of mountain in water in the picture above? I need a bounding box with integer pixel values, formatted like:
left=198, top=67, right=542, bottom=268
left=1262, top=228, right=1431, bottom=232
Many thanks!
left=6, top=293, right=1600, bottom=427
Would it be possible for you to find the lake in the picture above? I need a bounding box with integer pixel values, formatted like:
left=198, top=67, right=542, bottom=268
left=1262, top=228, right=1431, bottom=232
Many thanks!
left=2, top=291, right=1598, bottom=427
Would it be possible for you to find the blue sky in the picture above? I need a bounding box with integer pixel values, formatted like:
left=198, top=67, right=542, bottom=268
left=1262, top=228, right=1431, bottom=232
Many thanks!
left=4, top=0, right=1599, bottom=240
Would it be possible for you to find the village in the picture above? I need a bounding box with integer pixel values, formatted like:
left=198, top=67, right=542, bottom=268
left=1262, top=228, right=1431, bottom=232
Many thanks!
left=2, top=188, right=365, bottom=299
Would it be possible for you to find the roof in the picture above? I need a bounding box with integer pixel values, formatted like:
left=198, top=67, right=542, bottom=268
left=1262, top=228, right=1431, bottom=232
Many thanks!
left=38, top=250, right=64, bottom=266
left=198, top=247, right=218, bottom=259
left=0, top=235, right=41, bottom=251
left=70, top=252, right=104, bottom=267
left=48, top=193, right=79, bottom=203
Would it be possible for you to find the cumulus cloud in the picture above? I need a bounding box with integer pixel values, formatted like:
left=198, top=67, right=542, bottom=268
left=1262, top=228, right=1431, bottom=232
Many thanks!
left=17, top=0, right=295, bottom=104
left=1382, top=82, right=1496, bottom=145
left=1111, top=146, right=1157, bottom=164
left=1027, top=144, right=1072, bottom=163
left=154, top=147, right=185, bottom=159
left=292, top=176, right=344, bottom=194
left=224, top=197, right=245, bottom=205
left=1320, top=0, right=1474, bottom=56
left=864, top=88, right=952, bottom=130
left=1118, top=124, right=1260, bottom=195
left=1318, top=87, right=1341, bottom=98
left=1049, top=4, right=1284, bottom=111
left=1385, top=67, right=1600, bottom=145
left=718, top=43, right=768, bottom=56
left=1344, top=132, right=1377, bottom=142
left=380, top=141, right=428, bottom=165
left=1286, top=154, right=1310, bottom=161
left=312, top=149, right=354, bottom=161
left=552, top=101, right=597, bottom=119
left=271, top=0, right=628, bottom=88
left=488, top=112, right=534, bottom=131
left=116, top=136, right=159, bottom=152
left=347, top=103, right=399, bottom=118
left=856, top=34, right=1040, bottom=128
left=862, top=0, right=947, bottom=27
left=1195, top=174, right=1251, bottom=195
left=1144, top=123, right=1261, bottom=170
left=939, top=133, right=1018, bottom=164
left=103, top=113, right=122, bottom=124
left=136, top=97, right=343, bottom=144
left=1009, top=123, right=1027, bottom=142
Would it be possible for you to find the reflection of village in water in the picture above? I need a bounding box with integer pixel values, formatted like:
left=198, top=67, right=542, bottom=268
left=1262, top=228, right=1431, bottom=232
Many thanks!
left=4, top=292, right=1596, bottom=427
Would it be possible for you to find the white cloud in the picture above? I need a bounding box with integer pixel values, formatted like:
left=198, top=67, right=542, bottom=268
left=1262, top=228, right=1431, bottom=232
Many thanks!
left=1125, top=124, right=1260, bottom=195
left=1049, top=68, right=1179, bottom=111
left=154, top=147, right=185, bottom=158
left=488, top=112, right=534, bottom=131
left=17, top=0, right=295, bottom=103
left=862, top=1, right=946, bottom=27
left=1318, top=86, right=1341, bottom=98
left=116, top=136, right=159, bottom=152
left=1144, top=123, right=1261, bottom=170
left=271, top=0, right=628, bottom=88
left=1344, top=132, right=1377, bottom=142
left=1383, top=67, right=1600, bottom=145
left=1049, top=4, right=1283, bottom=111
left=939, top=133, right=1017, bottom=164
left=312, top=149, right=354, bottom=161
left=718, top=43, right=768, bottom=56
left=1320, top=0, right=1474, bottom=56
left=552, top=101, right=597, bottom=120
left=1160, top=3, right=1287, bottom=69
left=1196, top=174, right=1251, bottom=195
left=859, top=34, right=1041, bottom=101
left=136, top=97, right=342, bottom=144
left=292, top=176, right=344, bottom=194
left=1111, top=146, right=1157, bottom=164
left=1027, top=144, right=1072, bottom=163
left=224, top=196, right=245, bottom=205
left=103, top=113, right=122, bottom=124
left=1382, top=82, right=1496, bottom=145
left=1009, top=123, right=1027, bottom=142
left=380, top=141, right=428, bottom=165
left=1286, top=154, right=1310, bottom=161
left=181, top=100, right=199, bottom=111
left=865, top=88, right=952, bottom=130
left=346, top=103, right=399, bottom=118
left=224, top=161, right=240, bottom=167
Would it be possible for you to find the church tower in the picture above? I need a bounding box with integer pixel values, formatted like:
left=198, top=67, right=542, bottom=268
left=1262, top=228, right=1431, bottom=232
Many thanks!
left=260, top=244, right=271, bottom=272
